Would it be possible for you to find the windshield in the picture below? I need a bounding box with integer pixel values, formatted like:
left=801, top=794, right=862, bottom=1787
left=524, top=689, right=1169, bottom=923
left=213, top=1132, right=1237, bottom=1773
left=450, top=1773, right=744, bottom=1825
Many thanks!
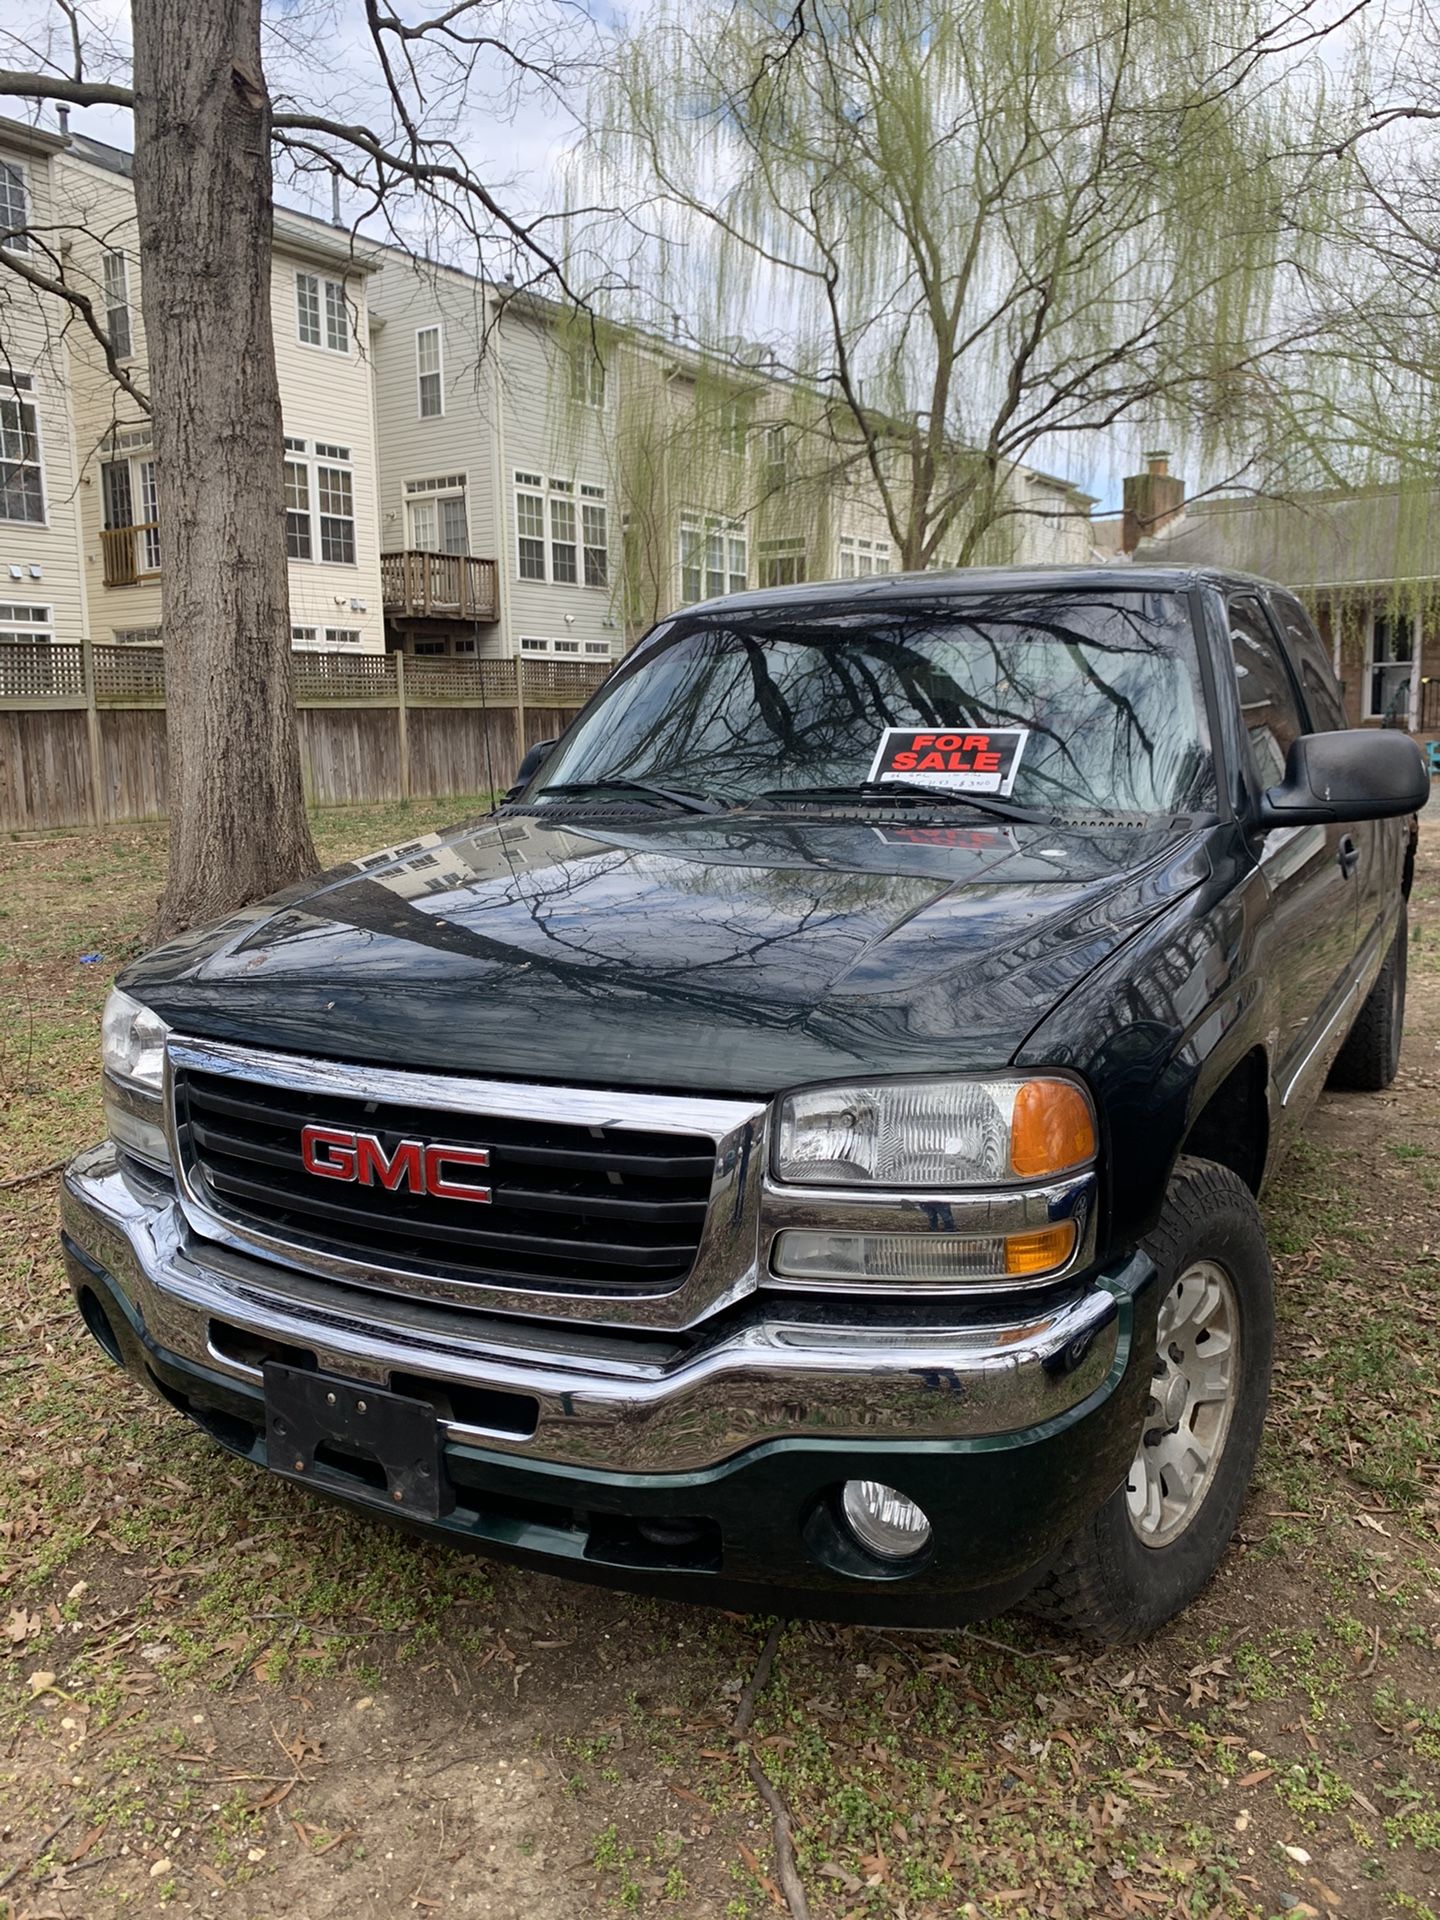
left=531, top=589, right=1214, bottom=818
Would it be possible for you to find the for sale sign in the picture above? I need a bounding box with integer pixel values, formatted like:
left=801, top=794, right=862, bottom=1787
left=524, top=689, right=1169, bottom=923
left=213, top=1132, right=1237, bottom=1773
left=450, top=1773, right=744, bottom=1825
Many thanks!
left=866, top=726, right=1030, bottom=795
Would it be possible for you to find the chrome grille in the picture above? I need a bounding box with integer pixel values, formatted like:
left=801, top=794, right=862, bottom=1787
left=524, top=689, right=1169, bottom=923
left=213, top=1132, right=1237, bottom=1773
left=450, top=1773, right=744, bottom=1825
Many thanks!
left=173, top=1062, right=719, bottom=1296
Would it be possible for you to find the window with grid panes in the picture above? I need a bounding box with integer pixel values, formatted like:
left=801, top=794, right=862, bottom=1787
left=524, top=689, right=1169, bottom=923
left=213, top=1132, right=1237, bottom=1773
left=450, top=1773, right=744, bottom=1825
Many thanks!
left=549, top=486, right=577, bottom=584
left=516, top=473, right=546, bottom=579
left=317, top=462, right=355, bottom=564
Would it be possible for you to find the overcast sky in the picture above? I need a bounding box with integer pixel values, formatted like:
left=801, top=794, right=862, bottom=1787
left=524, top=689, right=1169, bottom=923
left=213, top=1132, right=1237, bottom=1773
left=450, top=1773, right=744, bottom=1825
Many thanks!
left=5, top=0, right=1396, bottom=514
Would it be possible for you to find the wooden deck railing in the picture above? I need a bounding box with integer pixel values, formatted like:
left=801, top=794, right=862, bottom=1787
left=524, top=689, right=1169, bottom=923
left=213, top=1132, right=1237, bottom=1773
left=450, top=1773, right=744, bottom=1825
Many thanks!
left=100, top=523, right=162, bottom=587
left=381, top=551, right=499, bottom=622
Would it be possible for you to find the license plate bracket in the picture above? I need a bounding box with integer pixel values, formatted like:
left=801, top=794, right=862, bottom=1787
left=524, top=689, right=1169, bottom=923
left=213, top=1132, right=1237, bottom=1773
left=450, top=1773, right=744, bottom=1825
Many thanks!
left=262, top=1363, right=449, bottom=1521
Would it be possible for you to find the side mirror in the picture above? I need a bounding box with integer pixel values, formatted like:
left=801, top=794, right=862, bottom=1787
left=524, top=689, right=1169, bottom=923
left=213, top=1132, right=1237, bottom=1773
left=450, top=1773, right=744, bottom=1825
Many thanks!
left=502, top=736, right=557, bottom=805
left=1258, top=729, right=1429, bottom=828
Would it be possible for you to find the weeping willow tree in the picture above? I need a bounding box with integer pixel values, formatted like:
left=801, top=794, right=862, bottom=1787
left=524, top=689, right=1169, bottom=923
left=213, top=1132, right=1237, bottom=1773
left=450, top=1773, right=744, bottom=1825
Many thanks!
left=584, top=0, right=1347, bottom=571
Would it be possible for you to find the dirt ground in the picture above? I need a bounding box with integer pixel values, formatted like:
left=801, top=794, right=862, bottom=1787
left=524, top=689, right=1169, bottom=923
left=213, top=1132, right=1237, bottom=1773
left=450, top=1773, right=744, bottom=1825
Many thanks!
left=2, top=799, right=1438, bottom=1920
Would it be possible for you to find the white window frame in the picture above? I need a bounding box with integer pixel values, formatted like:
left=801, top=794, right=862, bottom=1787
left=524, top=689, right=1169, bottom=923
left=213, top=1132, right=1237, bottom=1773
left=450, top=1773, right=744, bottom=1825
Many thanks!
left=515, top=471, right=547, bottom=582
left=519, top=634, right=550, bottom=653
left=0, top=158, right=28, bottom=253
left=678, top=510, right=747, bottom=604
left=284, top=438, right=312, bottom=562
left=0, top=371, right=46, bottom=526
left=290, top=625, right=320, bottom=650
left=514, top=472, right=604, bottom=586
left=1365, top=608, right=1420, bottom=726
left=404, top=472, right=468, bottom=554
left=416, top=326, right=443, bottom=418
left=100, top=448, right=160, bottom=573
left=756, top=537, right=807, bottom=590
left=549, top=480, right=577, bottom=586
left=102, top=251, right=133, bottom=360
left=580, top=484, right=608, bottom=589
left=552, top=637, right=581, bottom=655
left=0, top=601, right=52, bottom=643
left=569, top=349, right=606, bottom=411
left=838, top=534, right=891, bottom=579
left=324, top=279, right=349, bottom=354
left=718, top=395, right=748, bottom=459
left=324, top=626, right=362, bottom=647
left=296, top=271, right=350, bottom=354
left=284, top=438, right=356, bottom=567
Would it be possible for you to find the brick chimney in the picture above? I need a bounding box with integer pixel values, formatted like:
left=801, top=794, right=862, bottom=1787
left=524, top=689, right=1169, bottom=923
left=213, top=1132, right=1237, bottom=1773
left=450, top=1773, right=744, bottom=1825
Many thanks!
left=1122, top=452, right=1186, bottom=554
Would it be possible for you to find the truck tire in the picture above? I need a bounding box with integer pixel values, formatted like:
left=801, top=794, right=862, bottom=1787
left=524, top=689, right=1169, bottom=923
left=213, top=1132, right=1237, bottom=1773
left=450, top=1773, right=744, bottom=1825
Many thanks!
left=1327, top=910, right=1407, bottom=1092
left=1029, top=1157, right=1274, bottom=1644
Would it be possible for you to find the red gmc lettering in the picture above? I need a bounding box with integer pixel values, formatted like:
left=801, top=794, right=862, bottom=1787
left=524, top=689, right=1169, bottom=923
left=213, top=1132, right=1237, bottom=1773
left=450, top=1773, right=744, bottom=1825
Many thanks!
left=356, top=1135, right=424, bottom=1190
left=298, top=1125, right=492, bottom=1203
left=300, top=1124, right=358, bottom=1181
left=423, top=1144, right=492, bottom=1202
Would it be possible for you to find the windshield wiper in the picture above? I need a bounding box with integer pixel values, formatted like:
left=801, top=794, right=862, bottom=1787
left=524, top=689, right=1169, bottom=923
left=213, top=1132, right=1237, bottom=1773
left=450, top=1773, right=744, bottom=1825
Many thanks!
left=756, top=781, right=1049, bottom=825
left=532, top=778, right=725, bottom=816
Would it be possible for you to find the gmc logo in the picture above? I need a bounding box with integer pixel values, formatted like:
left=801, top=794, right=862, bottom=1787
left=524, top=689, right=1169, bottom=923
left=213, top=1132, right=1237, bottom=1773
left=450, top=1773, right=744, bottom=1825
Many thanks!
left=300, top=1124, right=492, bottom=1204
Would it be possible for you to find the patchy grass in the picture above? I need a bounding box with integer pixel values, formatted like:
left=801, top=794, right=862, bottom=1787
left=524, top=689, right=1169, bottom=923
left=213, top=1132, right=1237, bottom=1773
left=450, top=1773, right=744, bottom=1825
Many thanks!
left=1, top=803, right=1438, bottom=1918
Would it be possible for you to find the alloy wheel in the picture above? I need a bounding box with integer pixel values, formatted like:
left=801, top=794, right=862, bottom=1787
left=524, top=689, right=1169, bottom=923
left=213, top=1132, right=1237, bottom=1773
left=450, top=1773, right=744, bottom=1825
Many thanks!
left=1126, top=1259, right=1240, bottom=1549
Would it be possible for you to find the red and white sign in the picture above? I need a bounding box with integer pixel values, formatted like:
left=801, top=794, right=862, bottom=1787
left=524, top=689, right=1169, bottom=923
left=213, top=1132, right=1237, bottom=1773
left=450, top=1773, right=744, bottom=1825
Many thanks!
left=866, top=726, right=1030, bottom=795
left=300, top=1124, right=492, bottom=1203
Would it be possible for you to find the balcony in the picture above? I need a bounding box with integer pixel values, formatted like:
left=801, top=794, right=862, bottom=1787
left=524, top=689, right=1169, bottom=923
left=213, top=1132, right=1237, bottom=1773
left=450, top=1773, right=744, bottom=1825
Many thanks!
left=100, top=523, right=161, bottom=588
left=381, top=550, right=499, bottom=623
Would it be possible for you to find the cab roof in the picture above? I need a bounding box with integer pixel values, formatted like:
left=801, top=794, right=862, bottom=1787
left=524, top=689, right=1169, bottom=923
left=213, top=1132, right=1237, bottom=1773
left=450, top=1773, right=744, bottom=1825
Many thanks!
left=681, top=562, right=1282, bottom=619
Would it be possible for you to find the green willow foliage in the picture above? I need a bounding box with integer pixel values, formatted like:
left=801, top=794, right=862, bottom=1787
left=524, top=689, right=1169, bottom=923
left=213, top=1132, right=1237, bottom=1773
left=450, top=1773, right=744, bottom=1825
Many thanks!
left=584, top=0, right=1350, bottom=570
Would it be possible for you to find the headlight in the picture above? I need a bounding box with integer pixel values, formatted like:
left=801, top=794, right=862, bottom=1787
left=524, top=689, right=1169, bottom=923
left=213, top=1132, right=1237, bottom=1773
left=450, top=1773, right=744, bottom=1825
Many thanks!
left=773, top=1076, right=1096, bottom=1188
left=102, top=989, right=171, bottom=1170
left=102, top=988, right=170, bottom=1094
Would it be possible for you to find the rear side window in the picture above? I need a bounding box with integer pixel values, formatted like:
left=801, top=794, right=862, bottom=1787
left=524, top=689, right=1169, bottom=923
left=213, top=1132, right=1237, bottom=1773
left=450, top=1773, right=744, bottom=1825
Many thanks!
left=1228, top=596, right=1306, bottom=789
left=1271, top=593, right=1346, bottom=732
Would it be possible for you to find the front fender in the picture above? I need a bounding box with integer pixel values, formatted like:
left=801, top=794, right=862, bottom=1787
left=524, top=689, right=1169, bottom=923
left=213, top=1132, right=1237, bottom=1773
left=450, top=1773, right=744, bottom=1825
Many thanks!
left=1014, top=840, right=1277, bottom=1259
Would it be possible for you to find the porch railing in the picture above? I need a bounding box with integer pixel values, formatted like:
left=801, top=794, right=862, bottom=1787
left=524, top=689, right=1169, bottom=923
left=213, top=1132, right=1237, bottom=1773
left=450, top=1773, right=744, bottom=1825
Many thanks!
left=100, top=523, right=162, bottom=587
left=381, top=550, right=499, bottom=622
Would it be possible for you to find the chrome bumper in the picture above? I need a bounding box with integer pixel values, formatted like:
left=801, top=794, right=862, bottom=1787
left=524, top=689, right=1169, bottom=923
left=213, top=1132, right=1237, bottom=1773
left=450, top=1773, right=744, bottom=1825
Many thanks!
left=62, top=1142, right=1136, bottom=1476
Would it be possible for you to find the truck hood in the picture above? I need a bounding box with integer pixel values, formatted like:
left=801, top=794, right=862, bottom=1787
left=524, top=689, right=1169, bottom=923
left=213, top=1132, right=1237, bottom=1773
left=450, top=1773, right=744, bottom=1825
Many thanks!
left=123, top=809, right=1210, bottom=1094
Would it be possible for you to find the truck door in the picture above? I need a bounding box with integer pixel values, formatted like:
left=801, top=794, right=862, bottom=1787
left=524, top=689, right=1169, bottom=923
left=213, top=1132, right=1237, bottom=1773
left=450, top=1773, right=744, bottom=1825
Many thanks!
left=1226, top=594, right=1359, bottom=1104
left=1269, top=591, right=1395, bottom=969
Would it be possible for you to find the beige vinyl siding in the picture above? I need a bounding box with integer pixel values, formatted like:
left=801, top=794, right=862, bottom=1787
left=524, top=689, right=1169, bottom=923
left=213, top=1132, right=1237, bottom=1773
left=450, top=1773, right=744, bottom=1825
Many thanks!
left=494, top=306, right=618, bottom=657
left=365, top=262, right=504, bottom=650
left=0, top=136, right=89, bottom=649
left=52, top=150, right=157, bottom=638
left=48, top=151, right=386, bottom=652
left=269, top=239, right=384, bottom=649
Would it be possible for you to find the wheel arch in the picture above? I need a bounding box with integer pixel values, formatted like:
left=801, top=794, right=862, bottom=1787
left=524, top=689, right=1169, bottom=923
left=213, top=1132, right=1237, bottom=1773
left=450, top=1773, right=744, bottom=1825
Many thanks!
left=1178, top=1044, right=1271, bottom=1196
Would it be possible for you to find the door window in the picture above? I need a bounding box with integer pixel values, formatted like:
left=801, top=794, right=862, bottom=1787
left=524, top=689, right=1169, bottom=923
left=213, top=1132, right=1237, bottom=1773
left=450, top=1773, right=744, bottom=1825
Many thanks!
left=1271, top=594, right=1346, bottom=732
left=1228, top=597, right=1305, bottom=789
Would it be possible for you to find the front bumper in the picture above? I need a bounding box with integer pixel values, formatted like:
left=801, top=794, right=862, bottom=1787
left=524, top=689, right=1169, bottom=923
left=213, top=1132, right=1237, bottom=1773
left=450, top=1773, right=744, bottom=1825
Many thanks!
left=62, top=1142, right=1158, bottom=1624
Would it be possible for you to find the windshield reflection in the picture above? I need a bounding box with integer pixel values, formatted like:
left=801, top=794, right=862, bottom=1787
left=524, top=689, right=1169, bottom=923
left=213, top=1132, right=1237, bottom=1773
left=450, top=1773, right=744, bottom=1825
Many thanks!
left=533, top=591, right=1213, bottom=818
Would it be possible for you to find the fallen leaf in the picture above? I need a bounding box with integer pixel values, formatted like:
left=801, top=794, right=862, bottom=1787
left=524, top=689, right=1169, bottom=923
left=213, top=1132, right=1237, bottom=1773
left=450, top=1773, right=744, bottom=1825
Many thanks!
left=1237, top=1767, right=1275, bottom=1788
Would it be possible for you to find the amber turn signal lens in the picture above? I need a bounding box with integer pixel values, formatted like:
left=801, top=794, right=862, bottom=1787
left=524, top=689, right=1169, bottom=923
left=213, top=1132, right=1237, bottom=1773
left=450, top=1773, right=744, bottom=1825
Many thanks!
left=1009, top=1079, right=1096, bottom=1179
left=1003, top=1221, right=1077, bottom=1276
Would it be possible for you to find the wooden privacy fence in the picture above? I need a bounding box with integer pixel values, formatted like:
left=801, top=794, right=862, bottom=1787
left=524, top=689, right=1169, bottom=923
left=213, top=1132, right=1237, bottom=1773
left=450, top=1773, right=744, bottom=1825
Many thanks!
left=0, top=643, right=612, bottom=832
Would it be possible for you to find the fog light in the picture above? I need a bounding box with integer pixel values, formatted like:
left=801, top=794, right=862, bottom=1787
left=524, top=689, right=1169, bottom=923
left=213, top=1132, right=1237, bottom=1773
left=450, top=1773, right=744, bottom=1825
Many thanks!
left=841, top=1480, right=932, bottom=1560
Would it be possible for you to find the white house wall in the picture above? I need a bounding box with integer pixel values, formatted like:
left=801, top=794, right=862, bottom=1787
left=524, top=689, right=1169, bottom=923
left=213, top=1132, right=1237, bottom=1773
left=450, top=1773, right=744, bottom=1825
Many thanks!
left=365, top=258, right=502, bottom=649
left=494, top=305, right=620, bottom=659
left=268, top=234, right=385, bottom=650
left=0, top=131, right=89, bottom=652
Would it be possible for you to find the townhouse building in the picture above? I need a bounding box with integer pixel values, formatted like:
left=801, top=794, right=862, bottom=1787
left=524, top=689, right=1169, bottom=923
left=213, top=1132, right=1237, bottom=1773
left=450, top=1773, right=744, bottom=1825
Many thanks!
left=363, top=249, right=1097, bottom=661
left=3, top=111, right=1094, bottom=684
left=0, top=117, right=385, bottom=660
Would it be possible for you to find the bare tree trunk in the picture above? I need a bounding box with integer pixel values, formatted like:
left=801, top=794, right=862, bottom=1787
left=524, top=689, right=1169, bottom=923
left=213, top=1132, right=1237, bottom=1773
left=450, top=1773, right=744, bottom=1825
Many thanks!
left=132, top=0, right=317, bottom=937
